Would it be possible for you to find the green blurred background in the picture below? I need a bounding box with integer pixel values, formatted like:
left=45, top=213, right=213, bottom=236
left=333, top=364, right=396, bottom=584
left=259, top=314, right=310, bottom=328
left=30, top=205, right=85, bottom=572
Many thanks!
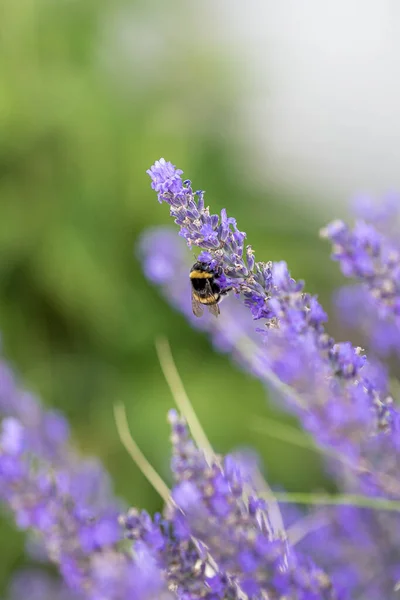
left=0, top=0, right=343, bottom=589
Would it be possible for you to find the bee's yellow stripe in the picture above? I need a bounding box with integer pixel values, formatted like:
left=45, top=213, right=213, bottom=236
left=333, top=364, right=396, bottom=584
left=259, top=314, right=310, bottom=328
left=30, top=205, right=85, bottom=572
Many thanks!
left=190, top=270, right=213, bottom=279
left=193, top=292, right=219, bottom=304
left=202, top=296, right=218, bottom=304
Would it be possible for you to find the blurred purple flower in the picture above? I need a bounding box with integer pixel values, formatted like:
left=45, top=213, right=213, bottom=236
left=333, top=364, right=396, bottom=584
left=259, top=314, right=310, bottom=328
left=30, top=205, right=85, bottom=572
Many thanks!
left=281, top=502, right=400, bottom=600
left=0, top=360, right=70, bottom=463
left=122, top=411, right=336, bottom=600
left=0, top=415, right=169, bottom=600
left=321, top=219, right=400, bottom=320
left=322, top=197, right=400, bottom=362
left=0, top=359, right=168, bottom=600
left=5, top=569, right=82, bottom=600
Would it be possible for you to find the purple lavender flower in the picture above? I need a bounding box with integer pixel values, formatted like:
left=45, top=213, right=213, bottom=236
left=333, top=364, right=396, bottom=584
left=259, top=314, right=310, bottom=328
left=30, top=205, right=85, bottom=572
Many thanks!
left=282, top=503, right=400, bottom=600
left=322, top=198, right=400, bottom=362
left=147, top=159, right=184, bottom=202
left=146, top=160, right=246, bottom=286
left=0, top=360, right=70, bottom=463
left=321, top=219, right=400, bottom=320
left=335, top=284, right=400, bottom=359
left=123, top=506, right=242, bottom=600
left=168, top=411, right=336, bottom=599
left=0, top=380, right=168, bottom=600
left=352, top=193, right=400, bottom=238
left=122, top=411, right=337, bottom=600
left=5, top=569, right=83, bottom=600
left=146, top=160, right=400, bottom=501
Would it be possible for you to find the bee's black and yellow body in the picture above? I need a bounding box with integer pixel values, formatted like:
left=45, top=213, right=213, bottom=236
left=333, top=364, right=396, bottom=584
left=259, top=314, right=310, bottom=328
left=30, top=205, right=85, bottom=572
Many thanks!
left=189, top=261, right=226, bottom=317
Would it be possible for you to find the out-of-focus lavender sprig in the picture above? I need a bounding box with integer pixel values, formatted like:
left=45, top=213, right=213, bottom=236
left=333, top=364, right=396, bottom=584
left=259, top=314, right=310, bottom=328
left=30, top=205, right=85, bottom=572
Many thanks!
left=0, top=358, right=122, bottom=517
left=146, top=159, right=400, bottom=498
left=4, top=569, right=83, bottom=600
left=0, top=416, right=168, bottom=600
left=352, top=193, right=400, bottom=240
left=0, top=360, right=71, bottom=464
left=282, top=502, right=400, bottom=600
left=121, top=410, right=337, bottom=600
left=335, top=284, right=400, bottom=359
left=322, top=197, right=400, bottom=361
left=0, top=357, right=170, bottom=600
left=321, top=219, right=400, bottom=322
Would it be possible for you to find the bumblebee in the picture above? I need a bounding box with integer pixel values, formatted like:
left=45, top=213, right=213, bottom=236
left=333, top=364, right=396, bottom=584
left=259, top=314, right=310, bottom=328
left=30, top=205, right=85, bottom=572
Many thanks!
left=190, top=261, right=230, bottom=317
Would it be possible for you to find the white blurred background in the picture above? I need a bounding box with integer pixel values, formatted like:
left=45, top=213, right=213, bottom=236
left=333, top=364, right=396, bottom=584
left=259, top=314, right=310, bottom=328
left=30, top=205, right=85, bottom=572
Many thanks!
left=201, top=0, right=400, bottom=206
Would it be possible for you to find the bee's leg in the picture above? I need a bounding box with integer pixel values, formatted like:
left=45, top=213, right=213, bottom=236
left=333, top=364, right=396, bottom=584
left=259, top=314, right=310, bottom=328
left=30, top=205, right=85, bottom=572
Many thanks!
left=220, top=286, right=233, bottom=297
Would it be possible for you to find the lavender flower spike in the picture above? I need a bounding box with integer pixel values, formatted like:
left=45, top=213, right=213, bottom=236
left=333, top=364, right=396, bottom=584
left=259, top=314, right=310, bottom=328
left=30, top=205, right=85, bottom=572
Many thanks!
left=5, top=569, right=83, bottom=600
left=122, top=410, right=337, bottom=600
left=146, top=159, right=247, bottom=285
left=0, top=409, right=168, bottom=600
left=321, top=218, right=400, bottom=321
left=168, top=410, right=336, bottom=599
left=321, top=208, right=400, bottom=361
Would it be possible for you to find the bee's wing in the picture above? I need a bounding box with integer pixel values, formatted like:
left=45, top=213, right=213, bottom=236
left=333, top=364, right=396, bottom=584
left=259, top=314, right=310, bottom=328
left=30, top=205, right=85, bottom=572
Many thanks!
left=207, top=302, right=220, bottom=317
left=203, top=280, right=220, bottom=318
left=191, top=290, right=205, bottom=317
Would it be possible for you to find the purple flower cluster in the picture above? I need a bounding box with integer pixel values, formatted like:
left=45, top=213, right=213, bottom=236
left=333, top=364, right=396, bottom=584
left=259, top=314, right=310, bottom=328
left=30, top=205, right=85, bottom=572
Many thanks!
left=147, top=158, right=247, bottom=289
left=4, top=569, right=82, bottom=600
left=322, top=198, right=400, bottom=360
left=0, top=360, right=169, bottom=600
left=278, top=501, right=400, bottom=599
left=146, top=159, right=400, bottom=500
left=0, top=360, right=71, bottom=464
left=121, top=410, right=336, bottom=600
